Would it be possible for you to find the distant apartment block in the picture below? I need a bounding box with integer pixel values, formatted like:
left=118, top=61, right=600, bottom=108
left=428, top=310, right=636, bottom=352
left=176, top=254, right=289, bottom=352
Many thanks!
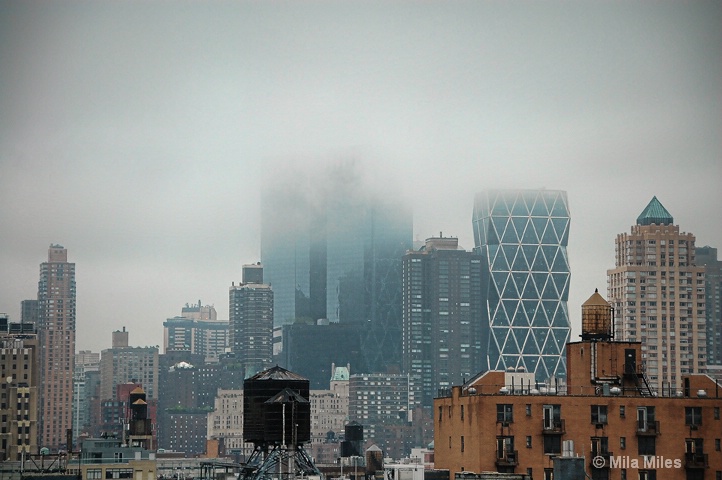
left=696, top=245, right=722, bottom=366
left=402, top=235, right=483, bottom=409
left=0, top=315, right=39, bottom=460
left=229, top=264, right=274, bottom=378
left=100, top=330, right=159, bottom=401
left=207, top=389, right=254, bottom=459
left=37, top=244, right=76, bottom=450
left=607, top=197, right=707, bottom=393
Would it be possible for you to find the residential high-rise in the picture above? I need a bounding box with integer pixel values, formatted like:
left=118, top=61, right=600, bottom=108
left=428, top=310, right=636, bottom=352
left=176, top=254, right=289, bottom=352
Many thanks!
left=37, top=244, right=76, bottom=450
left=261, top=162, right=412, bottom=373
left=348, top=372, right=410, bottom=458
left=696, top=245, right=721, bottom=366
left=99, top=330, right=159, bottom=401
left=607, top=196, right=707, bottom=393
left=73, top=350, right=100, bottom=444
left=0, top=315, right=39, bottom=460
left=472, top=189, right=571, bottom=381
left=163, top=301, right=228, bottom=361
left=229, top=264, right=274, bottom=377
left=402, top=236, right=483, bottom=409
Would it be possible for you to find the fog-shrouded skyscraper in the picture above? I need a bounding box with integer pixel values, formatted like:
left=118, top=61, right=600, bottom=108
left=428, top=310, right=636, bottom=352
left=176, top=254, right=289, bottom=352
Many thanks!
left=261, top=161, right=413, bottom=374
left=229, top=264, right=274, bottom=378
left=37, top=244, right=76, bottom=450
left=402, top=236, right=483, bottom=409
left=473, top=189, right=571, bottom=381
left=607, top=197, right=707, bottom=393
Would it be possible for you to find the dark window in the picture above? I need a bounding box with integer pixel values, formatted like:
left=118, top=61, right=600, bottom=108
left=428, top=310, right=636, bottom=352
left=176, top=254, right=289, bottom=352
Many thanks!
left=591, top=405, right=608, bottom=424
left=620, top=437, right=626, bottom=450
left=591, top=437, right=609, bottom=456
left=497, top=404, right=513, bottom=423
left=638, top=471, right=656, bottom=480
left=638, top=436, right=655, bottom=456
left=685, top=407, right=702, bottom=427
left=543, top=435, right=561, bottom=454
left=526, top=436, right=532, bottom=448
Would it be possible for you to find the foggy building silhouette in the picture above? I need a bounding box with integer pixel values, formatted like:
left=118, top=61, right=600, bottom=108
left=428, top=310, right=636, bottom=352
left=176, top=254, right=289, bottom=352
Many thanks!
left=36, top=244, right=76, bottom=451
left=473, top=189, right=571, bottom=381
left=607, top=196, right=707, bottom=393
left=261, top=161, right=412, bottom=374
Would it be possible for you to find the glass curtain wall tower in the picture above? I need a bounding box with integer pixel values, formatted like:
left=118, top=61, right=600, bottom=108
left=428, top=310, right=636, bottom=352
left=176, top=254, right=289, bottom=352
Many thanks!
left=261, top=162, right=412, bottom=373
left=472, top=189, right=571, bottom=381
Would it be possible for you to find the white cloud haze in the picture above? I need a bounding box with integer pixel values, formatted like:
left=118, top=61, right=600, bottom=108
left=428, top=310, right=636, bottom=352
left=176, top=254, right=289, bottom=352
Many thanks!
left=1, top=1, right=720, bottom=352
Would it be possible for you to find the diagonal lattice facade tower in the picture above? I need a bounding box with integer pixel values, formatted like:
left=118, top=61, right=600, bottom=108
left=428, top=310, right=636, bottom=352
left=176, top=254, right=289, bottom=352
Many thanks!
left=473, top=189, right=571, bottom=381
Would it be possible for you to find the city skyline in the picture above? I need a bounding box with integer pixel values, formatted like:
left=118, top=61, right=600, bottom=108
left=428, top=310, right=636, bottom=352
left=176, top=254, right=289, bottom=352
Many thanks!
left=1, top=1, right=720, bottom=353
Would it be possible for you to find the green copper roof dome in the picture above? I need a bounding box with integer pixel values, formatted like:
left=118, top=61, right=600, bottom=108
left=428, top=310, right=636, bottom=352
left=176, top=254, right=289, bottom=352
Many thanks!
left=637, top=196, right=673, bottom=226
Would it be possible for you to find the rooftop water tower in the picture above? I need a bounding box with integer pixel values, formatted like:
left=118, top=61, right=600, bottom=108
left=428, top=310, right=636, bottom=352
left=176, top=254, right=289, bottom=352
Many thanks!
left=241, top=366, right=320, bottom=480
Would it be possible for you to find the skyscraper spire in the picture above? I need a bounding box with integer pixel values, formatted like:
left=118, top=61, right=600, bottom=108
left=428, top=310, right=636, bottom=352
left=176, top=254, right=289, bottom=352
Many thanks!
left=636, top=196, right=673, bottom=226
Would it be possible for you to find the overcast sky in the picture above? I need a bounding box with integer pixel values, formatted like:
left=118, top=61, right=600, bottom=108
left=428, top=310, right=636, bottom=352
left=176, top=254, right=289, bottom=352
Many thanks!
left=1, top=1, right=720, bottom=354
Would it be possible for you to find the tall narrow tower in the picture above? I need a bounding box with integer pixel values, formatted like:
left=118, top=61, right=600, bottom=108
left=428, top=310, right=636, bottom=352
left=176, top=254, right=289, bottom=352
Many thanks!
left=230, top=264, right=274, bottom=378
left=607, top=197, right=706, bottom=393
left=473, top=189, right=571, bottom=381
left=402, top=236, right=483, bottom=409
left=37, top=244, right=76, bottom=450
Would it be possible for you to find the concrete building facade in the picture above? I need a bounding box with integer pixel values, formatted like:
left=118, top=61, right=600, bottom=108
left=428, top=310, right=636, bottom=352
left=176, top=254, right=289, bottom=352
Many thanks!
left=696, top=246, right=721, bottom=366
left=99, top=330, right=159, bottom=401
left=229, top=264, right=274, bottom=378
left=37, top=244, right=76, bottom=450
left=402, top=236, right=483, bottom=410
left=607, top=197, right=707, bottom=393
left=0, top=316, right=39, bottom=460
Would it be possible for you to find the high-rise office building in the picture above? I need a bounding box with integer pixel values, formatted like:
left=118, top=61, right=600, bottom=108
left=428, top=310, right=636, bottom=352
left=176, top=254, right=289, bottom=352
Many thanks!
left=402, top=236, right=483, bottom=409
left=261, top=162, right=412, bottom=373
left=0, top=315, right=39, bottom=460
left=37, top=244, right=76, bottom=450
left=696, top=245, right=721, bottom=366
left=607, top=196, right=707, bottom=393
left=229, top=264, right=274, bottom=377
left=472, top=189, right=571, bottom=381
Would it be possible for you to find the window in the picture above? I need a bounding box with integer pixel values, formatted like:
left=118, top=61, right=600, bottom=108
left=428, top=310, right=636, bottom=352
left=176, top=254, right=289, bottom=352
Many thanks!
left=638, top=471, right=656, bottom=480
left=87, top=470, right=102, bottom=480
left=526, top=436, right=532, bottom=448
left=715, top=407, right=720, bottom=420
left=591, top=437, right=609, bottom=456
left=619, top=405, right=625, bottom=418
left=685, top=407, right=702, bottom=427
left=591, top=405, right=608, bottom=425
left=543, top=435, right=561, bottom=455
left=497, top=404, right=513, bottom=423
left=638, top=436, right=655, bottom=456
left=637, top=406, right=655, bottom=432
left=620, top=437, right=626, bottom=450
left=715, top=439, right=720, bottom=452
left=544, top=469, right=554, bottom=480
left=526, top=404, right=531, bottom=416
left=543, top=404, right=561, bottom=429
left=461, top=436, right=464, bottom=453
left=496, top=436, right=515, bottom=460
left=461, top=405, right=464, bottom=420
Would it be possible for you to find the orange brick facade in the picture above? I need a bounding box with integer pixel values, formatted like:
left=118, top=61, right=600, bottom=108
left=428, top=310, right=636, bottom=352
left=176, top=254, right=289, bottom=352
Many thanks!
left=435, top=343, right=722, bottom=480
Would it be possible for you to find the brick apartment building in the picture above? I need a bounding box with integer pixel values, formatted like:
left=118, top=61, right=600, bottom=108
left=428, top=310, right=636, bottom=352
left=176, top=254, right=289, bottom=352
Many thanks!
left=435, top=290, right=722, bottom=480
